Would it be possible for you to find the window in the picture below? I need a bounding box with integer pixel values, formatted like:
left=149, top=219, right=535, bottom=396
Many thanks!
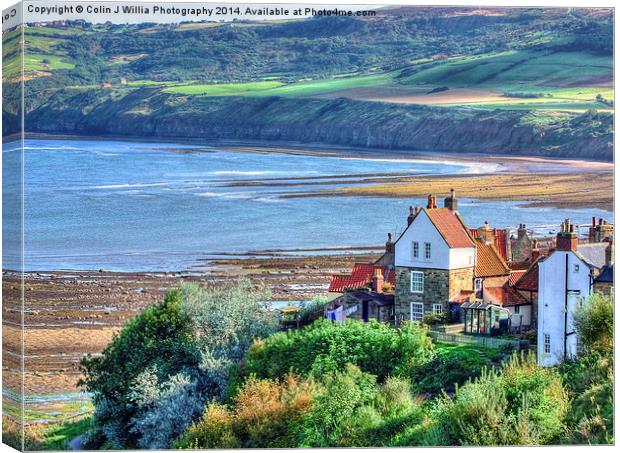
left=544, top=334, right=551, bottom=354
left=410, top=271, right=424, bottom=293
left=424, top=242, right=431, bottom=259
left=514, top=305, right=520, bottom=314
left=412, top=241, right=419, bottom=259
left=475, top=278, right=483, bottom=292
left=410, top=302, right=424, bottom=322
left=432, top=303, right=443, bottom=315
left=574, top=264, right=580, bottom=273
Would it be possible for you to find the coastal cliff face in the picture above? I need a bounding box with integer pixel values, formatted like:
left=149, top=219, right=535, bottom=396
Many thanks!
left=24, top=89, right=613, bottom=161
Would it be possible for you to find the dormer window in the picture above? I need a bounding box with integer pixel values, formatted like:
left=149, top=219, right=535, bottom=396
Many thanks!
left=424, top=242, right=431, bottom=260
left=412, top=241, right=419, bottom=259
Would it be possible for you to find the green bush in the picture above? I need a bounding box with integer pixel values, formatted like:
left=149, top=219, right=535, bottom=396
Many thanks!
left=573, top=293, right=613, bottom=354
left=411, top=347, right=497, bottom=396
left=427, top=353, right=568, bottom=446
left=80, top=279, right=278, bottom=449
left=560, top=352, right=614, bottom=444
left=244, top=319, right=435, bottom=382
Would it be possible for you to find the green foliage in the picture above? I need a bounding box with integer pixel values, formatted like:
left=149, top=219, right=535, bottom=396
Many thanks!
left=428, top=353, right=569, bottom=446
left=410, top=344, right=499, bottom=396
left=80, top=279, right=278, bottom=449
left=244, top=319, right=435, bottom=381
left=175, top=375, right=316, bottom=449
left=573, top=292, right=613, bottom=354
left=560, top=350, right=614, bottom=444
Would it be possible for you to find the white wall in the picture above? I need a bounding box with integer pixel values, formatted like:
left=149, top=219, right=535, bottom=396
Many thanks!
left=507, top=305, right=531, bottom=329
left=395, top=210, right=474, bottom=270
left=537, top=251, right=592, bottom=367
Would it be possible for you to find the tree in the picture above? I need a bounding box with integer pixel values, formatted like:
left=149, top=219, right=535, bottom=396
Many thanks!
left=573, top=293, right=613, bottom=354
left=80, top=279, right=278, bottom=449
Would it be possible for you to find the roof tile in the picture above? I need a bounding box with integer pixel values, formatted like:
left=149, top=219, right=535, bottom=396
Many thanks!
left=426, top=208, right=474, bottom=249
left=475, top=239, right=510, bottom=277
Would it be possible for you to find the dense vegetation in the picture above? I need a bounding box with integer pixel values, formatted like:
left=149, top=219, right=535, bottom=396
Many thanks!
left=78, top=280, right=278, bottom=449
left=77, top=282, right=613, bottom=448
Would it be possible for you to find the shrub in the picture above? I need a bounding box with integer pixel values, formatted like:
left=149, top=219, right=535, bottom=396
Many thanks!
left=560, top=353, right=613, bottom=445
left=427, top=353, right=568, bottom=446
left=173, top=404, right=240, bottom=449
left=244, top=319, right=435, bottom=382
left=80, top=279, right=278, bottom=449
left=176, top=374, right=316, bottom=449
left=573, top=293, right=613, bottom=354
left=299, top=364, right=379, bottom=447
left=411, top=347, right=497, bottom=396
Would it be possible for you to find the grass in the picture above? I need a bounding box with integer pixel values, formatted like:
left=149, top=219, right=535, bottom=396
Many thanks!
left=435, top=342, right=501, bottom=360
left=165, top=80, right=284, bottom=95
left=24, top=53, right=75, bottom=71
left=398, top=50, right=611, bottom=89
left=253, top=72, right=395, bottom=97
left=2, top=415, right=93, bottom=451
left=36, top=417, right=93, bottom=450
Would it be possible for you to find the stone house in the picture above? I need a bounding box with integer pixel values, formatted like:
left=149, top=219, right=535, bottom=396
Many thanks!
left=393, top=193, right=476, bottom=324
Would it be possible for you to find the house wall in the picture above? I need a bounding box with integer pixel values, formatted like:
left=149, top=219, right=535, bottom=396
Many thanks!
left=538, top=251, right=592, bottom=367
left=395, top=266, right=473, bottom=322
left=506, top=305, right=532, bottom=330
left=594, top=281, right=613, bottom=296
left=395, top=210, right=475, bottom=270
left=395, top=211, right=450, bottom=269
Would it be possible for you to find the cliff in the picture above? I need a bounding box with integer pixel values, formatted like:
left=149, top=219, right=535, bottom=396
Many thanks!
left=24, top=89, right=613, bottom=161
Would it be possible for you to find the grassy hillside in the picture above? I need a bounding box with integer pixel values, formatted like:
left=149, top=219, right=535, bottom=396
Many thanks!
left=4, top=7, right=613, bottom=159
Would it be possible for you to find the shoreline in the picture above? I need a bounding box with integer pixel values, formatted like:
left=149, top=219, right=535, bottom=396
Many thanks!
left=19, top=132, right=615, bottom=171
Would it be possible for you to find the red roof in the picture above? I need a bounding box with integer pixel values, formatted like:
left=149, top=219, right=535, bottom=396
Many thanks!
left=328, top=263, right=394, bottom=293
left=450, top=290, right=475, bottom=303
left=508, top=270, right=526, bottom=286
left=484, top=285, right=528, bottom=307
left=426, top=208, right=474, bottom=249
left=513, top=262, right=539, bottom=292
left=469, top=228, right=509, bottom=261
left=475, top=239, right=510, bottom=277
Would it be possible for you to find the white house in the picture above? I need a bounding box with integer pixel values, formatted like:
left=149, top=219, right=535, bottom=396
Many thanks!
left=537, top=219, right=596, bottom=367
left=394, top=193, right=476, bottom=322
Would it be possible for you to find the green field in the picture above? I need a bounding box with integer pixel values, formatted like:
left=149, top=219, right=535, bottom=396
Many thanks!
left=164, top=80, right=284, bottom=95
left=398, top=50, right=611, bottom=89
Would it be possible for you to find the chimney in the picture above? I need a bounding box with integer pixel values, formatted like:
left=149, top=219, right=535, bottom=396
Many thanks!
left=385, top=233, right=395, bottom=254
left=427, top=194, right=437, bottom=209
left=517, top=224, right=528, bottom=240
left=478, top=221, right=494, bottom=244
left=605, top=239, right=614, bottom=266
left=407, top=206, right=416, bottom=225
left=589, top=217, right=597, bottom=243
left=443, top=188, right=458, bottom=211
left=372, top=267, right=385, bottom=293
left=556, top=218, right=578, bottom=252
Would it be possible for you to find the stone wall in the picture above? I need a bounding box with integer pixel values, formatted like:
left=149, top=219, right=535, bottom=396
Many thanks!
left=395, top=266, right=474, bottom=323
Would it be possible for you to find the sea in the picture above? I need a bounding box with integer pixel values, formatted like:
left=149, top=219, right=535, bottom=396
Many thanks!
left=2, top=139, right=613, bottom=272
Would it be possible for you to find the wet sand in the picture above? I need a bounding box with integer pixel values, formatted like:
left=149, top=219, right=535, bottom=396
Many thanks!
left=287, top=172, right=614, bottom=211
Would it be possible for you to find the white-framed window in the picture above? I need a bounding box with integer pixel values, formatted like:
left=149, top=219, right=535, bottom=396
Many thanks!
left=412, top=241, right=419, bottom=259
left=544, top=334, right=551, bottom=354
left=474, top=278, right=483, bottom=292
left=410, top=302, right=424, bottom=322
left=424, top=242, right=431, bottom=260
left=432, top=303, right=443, bottom=315
left=410, top=271, right=424, bottom=293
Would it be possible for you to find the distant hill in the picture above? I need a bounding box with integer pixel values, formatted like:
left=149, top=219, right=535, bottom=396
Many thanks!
left=2, top=7, right=614, bottom=159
